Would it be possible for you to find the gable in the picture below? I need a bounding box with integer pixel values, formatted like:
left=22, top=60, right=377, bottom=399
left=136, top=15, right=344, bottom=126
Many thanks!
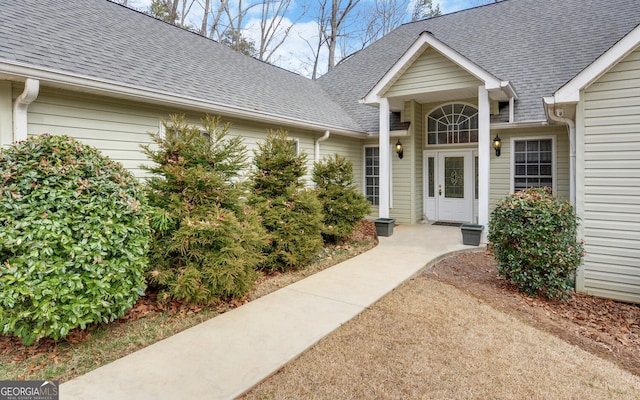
left=383, top=47, right=481, bottom=98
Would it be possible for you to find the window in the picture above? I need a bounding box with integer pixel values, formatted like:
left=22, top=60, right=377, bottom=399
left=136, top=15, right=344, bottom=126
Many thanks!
left=474, top=155, right=478, bottom=200
left=427, top=103, right=478, bottom=145
left=513, top=138, right=553, bottom=191
left=289, top=138, right=300, bottom=155
left=365, top=147, right=379, bottom=206
left=427, top=157, right=435, bottom=198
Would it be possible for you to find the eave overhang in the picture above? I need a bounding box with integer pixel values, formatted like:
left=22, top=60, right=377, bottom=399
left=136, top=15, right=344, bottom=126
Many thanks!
left=0, top=61, right=367, bottom=138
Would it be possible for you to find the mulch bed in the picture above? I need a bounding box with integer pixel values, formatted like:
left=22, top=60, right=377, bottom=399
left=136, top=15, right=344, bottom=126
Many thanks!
left=425, top=251, right=640, bottom=376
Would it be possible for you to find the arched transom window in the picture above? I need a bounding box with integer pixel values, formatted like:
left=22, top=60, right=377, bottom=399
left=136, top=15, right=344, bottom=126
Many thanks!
left=427, top=103, right=478, bottom=145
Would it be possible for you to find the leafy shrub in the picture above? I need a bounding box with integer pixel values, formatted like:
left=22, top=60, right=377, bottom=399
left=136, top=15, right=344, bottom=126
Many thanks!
left=488, top=188, right=583, bottom=300
left=142, top=115, right=266, bottom=304
left=251, top=129, right=323, bottom=271
left=0, top=134, right=149, bottom=345
left=313, top=154, right=370, bottom=242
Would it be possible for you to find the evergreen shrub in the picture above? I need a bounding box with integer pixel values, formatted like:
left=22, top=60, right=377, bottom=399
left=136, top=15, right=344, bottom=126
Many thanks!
left=488, top=187, right=584, bottom=300
left=0, top=134, right=149, bottom=345
left=313, top=154, right=370, bottom=242
left=142, top=115, right=266, bottom=304
left=251, top=129, right=323, bottom=271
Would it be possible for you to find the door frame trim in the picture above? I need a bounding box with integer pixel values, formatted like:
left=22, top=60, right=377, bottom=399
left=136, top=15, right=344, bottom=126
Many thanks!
left=423, top=148, right=476, bottom=223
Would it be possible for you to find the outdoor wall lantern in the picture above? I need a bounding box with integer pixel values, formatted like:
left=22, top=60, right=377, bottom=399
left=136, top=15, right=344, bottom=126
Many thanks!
left=395, top=139, right=404, bottom=159
left=493, top=134, right=502, bottom=157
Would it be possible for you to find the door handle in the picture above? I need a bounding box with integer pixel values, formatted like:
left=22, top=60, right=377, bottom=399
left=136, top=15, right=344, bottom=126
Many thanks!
left=438, top=185, right=442, bottom=196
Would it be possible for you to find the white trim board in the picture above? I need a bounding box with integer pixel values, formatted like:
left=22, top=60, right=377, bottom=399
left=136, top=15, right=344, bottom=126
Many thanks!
left=360, top=31, right=517, bottom=105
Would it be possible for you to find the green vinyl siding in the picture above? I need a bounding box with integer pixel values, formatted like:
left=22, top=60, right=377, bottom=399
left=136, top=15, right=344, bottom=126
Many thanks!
left=580, top=47, right=640, bottom=303
left=21, top=85, right=363, bottom=184
left=318, top=134, right=364, bottom=192
left=25, top=86, right=159, bottom=178
left=0, top=81, right=12, bottom=147
left=384, top=48, right=481, bottom=98
left=488, top=126, right=569, bottom=211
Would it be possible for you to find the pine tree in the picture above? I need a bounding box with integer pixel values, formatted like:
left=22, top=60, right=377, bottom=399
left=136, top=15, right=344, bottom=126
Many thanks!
left=142, top=114, right=267, bottom=304
left=251, top=129, right=323, bottom=271
left=313, top=154, right=370, bottom=242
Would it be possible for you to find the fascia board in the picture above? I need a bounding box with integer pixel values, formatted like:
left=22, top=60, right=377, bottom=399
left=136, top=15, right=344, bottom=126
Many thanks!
left=362, top=31, right=507, bottom=104
left=0, top=61, right=367, bottom=138
left=361, top=37, right=431, bottom=104
left=554, top=24, right=640, bottom=104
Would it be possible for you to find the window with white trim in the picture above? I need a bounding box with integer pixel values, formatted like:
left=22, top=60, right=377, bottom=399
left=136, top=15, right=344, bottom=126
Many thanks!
left=427, top=103, right=478, bottom=145
left=289, top=138, right=300, bottom=155
left=513, top=138, right=553, bottom=191
left=364, top=146, right=379, bottom=206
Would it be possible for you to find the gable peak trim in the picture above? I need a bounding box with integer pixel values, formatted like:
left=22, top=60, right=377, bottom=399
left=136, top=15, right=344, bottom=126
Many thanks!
left=361, top=31, right=515, bottom=105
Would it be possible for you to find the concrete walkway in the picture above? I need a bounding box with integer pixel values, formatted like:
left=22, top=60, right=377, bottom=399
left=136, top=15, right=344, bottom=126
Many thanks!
left=61, top=224, right=478, bottom=400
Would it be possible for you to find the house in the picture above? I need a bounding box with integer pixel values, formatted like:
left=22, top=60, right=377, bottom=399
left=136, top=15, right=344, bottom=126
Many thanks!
left=1, top=0, right=639, bottom=303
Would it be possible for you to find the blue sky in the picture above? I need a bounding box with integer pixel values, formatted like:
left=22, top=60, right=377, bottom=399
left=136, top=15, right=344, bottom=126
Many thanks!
left=124, top=1, right=492, bottom=77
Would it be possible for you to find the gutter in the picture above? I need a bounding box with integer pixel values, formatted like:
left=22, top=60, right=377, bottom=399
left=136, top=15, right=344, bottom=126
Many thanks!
left=490, top=120, right=549, bottom=130
left=0, top=61, right=366, bottom=138
left=543, top=97, right=576, bottom=206
left=314, top=130, right=330, bottom=162
left=12, top=78, right=39, bottom=142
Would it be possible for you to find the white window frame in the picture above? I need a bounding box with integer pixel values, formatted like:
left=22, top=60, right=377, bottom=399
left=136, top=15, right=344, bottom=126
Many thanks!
left=510, top=135, right=557, bottom=193
left=425, top=102, right=479, bottom=146
left=364, top=145, right=380, bottom=207
left=289, top=137, right=300, bottom=155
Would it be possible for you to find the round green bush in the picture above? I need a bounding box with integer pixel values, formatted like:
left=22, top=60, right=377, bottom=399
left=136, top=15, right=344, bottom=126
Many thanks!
left=488, top=188, right=583, bottom=300
left=0, top=134, right=150, bottom=345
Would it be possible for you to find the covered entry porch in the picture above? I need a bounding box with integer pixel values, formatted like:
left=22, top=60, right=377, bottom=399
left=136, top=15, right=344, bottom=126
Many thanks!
left=361, top=31, right=517, bottom=232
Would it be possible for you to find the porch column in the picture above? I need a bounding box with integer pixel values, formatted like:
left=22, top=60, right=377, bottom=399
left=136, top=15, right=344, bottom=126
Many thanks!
left=379, top=97, right=390, bottom=218
left=478, top=86, right=490, bottom=236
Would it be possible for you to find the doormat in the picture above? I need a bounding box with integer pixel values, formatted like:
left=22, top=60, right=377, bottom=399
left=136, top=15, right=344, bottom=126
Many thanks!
left=432, top=221, right=462, bottom=227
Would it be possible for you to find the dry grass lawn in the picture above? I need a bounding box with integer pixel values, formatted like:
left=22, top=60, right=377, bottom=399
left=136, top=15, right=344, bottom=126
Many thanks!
left=243, top=277, right=640, bottom=399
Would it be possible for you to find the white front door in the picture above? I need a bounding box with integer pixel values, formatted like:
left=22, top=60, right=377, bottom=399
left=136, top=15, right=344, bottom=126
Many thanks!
left=437, top=151, right=473, bottom=222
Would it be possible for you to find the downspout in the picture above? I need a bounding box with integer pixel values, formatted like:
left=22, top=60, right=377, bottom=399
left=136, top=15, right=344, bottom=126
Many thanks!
left=509, top=97, right=515, bottom=123
left=546, top=102, right=576, bottom=206
left=13, top=78, right=40, bottom=142
left=314, top=130, right=330, bottom=162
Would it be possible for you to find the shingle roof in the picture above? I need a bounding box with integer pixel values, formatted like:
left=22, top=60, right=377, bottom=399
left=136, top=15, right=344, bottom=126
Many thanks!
left=2, top=0, right=639, bottom=137
left=319, top=0, right=640, bottom=134
left=0, top=0, right=363, bottom=134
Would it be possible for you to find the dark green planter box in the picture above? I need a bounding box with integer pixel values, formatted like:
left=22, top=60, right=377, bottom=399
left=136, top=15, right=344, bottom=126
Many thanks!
left=461, top=224, right=483, bottom=246
left=374, top=218, right=396, bottom=237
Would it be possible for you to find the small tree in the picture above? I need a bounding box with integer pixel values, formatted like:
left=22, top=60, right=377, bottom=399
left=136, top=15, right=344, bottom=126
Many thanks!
left=142, top=115, right=266, bottom=304
left=313, top=154, right=370, bottom=242
left=251, top=129, right=323, bottom=271
left=488, top=188, right=584, bottom=300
